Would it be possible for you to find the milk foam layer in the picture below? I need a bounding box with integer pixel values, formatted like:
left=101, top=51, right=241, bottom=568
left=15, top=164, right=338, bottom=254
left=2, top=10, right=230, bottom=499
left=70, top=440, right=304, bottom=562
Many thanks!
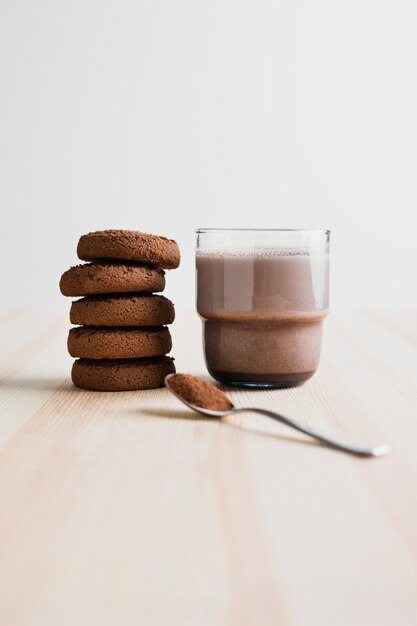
left=196, top=247, right=320, bottom=258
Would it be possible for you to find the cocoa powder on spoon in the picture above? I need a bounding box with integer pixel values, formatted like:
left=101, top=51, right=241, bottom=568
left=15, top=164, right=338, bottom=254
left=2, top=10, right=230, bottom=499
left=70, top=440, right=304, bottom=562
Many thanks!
left=166, top=373, right=233, bottom=412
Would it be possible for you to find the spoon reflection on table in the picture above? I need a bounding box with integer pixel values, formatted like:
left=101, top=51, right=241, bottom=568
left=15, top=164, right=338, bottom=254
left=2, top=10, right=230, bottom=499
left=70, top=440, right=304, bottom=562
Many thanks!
left=164, top=373, right=391, bottom=458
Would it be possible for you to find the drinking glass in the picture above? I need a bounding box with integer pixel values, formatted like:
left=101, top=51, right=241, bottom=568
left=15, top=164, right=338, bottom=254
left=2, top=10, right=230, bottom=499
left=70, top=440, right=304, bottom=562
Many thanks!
left=196, top=228, right=330, bottom=387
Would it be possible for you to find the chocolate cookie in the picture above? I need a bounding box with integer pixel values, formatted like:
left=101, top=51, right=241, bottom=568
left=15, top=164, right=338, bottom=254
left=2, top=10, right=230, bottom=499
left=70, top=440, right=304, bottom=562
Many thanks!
left=60, top=263, right=165, bottom=297
left=68, top=326, right=172, bottom=359
left=77, top=230, right=180, bottom=269
left=72, top=356, right=175, bottom=391
left=70, top=295, right=175, bottom=327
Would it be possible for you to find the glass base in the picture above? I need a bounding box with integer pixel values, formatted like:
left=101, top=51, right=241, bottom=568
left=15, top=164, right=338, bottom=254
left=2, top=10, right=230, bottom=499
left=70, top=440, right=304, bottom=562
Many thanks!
left=223, top=380, right=307, bottom=389
left=207, top=369, right=316, bottom=389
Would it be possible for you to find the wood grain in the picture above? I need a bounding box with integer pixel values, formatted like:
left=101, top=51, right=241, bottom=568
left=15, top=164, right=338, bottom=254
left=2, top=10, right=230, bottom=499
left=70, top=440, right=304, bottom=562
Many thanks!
left=0, top=311, right=416, bottom=626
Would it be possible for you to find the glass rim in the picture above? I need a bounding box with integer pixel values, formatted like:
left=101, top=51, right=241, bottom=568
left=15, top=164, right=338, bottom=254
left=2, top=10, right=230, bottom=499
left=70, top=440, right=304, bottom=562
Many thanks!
left=195, top=228, right=330, bottom=235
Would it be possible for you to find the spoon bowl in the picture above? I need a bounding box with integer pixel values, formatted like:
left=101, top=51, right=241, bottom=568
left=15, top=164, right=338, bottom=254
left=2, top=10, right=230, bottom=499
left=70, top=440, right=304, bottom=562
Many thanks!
left=165, top=373, right=234, bottom=417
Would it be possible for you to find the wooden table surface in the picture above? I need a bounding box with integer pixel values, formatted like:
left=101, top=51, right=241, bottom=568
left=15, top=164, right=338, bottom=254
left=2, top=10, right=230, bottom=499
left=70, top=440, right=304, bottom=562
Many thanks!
left=0, top=310, right=416, bottom=626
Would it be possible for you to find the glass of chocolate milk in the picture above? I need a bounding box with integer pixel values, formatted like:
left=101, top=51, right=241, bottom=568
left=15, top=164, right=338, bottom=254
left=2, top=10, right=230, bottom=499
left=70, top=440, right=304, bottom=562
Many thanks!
left=196, top=229, right=330, bottom=387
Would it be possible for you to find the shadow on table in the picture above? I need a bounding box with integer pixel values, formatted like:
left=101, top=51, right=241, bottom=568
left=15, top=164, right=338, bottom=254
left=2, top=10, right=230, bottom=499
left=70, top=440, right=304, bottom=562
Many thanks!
left=136, top=407, right=214, bottom=421
left=0, top=377, right=75, bottom=393
left=139, top=407, right=320, bottom=450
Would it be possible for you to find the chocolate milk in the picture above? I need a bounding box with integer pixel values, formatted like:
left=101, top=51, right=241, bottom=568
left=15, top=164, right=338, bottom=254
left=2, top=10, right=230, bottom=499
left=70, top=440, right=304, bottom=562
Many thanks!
left=196, top=248, right=329, bottom=386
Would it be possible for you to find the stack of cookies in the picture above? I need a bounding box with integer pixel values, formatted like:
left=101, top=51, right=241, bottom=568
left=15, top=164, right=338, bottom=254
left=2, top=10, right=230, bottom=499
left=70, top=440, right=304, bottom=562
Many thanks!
left=60, top=230, right=180, bottom=391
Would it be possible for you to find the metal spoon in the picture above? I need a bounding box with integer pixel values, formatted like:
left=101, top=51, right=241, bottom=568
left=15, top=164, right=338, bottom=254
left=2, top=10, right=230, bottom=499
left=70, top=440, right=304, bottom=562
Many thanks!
left=164, top=374, right=391, bottom=457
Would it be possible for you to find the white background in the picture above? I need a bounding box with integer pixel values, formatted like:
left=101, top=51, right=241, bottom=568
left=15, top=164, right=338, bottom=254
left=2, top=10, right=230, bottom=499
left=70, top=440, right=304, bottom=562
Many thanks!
left=0, top=0, right=416, bottom=312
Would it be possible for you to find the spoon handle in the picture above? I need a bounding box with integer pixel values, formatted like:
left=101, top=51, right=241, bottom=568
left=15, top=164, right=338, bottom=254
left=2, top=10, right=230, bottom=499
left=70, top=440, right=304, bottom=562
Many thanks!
left=234, top=408, right=390, bottom=457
